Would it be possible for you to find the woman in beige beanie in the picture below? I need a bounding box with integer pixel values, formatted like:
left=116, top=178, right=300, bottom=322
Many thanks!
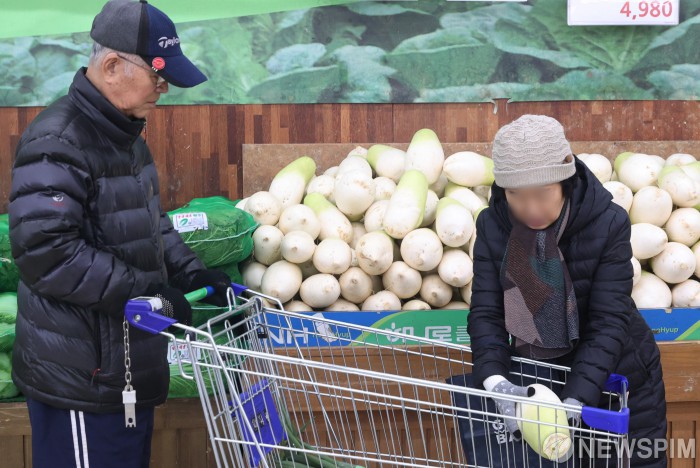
left=467, top=115, right=667, bottom=467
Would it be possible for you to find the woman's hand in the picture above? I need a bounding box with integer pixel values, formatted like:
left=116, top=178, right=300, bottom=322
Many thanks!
left=489, top=379, right=536, bottom=441
left=563, top=397, right=583, bottom=427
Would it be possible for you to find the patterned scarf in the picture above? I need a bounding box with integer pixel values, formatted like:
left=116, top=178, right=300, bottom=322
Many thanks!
left=500, top=201, right=579, bottom=360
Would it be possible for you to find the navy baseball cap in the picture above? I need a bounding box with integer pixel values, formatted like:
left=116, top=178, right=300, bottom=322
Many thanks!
left=90, top=0, right=207, bottom=88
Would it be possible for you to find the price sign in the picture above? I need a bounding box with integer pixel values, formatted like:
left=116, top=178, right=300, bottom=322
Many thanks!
left=568, top=0, right=679, bottom=26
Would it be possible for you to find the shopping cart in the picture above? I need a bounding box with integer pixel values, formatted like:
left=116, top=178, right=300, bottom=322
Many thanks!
left=124, top=284, right=630, bottom=468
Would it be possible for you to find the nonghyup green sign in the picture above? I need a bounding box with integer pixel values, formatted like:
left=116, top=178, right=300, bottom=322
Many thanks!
left=1, top=0, right=699, bottom=106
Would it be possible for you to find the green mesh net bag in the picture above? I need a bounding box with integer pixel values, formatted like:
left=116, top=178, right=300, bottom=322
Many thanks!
left=168, top=197, right=257, bottom=268
left=0, top=215, right=20, bottom=292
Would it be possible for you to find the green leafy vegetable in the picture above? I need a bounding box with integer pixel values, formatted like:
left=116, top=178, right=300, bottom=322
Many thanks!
left=0, top=352, right=19, bottom=399
left=648, top=64, right=700, bottom=99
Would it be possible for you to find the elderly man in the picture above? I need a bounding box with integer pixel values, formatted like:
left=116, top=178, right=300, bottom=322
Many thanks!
left=8, top=1, right=231, bottom=466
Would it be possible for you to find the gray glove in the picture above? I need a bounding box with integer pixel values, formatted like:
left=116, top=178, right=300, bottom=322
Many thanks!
left=563, top=397, right=584, bottom=427
left=491, top=380, right=536, bottom=441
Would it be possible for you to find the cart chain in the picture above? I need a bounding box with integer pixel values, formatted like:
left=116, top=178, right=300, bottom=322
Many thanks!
left=123, top=316, right=132, bottom=390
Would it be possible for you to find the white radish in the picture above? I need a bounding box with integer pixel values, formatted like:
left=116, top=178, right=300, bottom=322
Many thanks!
left=334, top=171, right=375, bottom=221
left=269, top=156, right=317, bottom=209
left=241, top=261, right=267, bottom=291
left=356, top=231, right=394, bottom=275
left=278, top=204, right=321, bottom=239
left=473, top=185, right=492, bottom=201
left=324, top=166, right=339, bottom=178
left=337, top=156, right=372, bottom=178
left=382, top=261, right=422, bottom=299
left=615, top=153, right=664, bottom=192
left=300, top=274, right=341, bottom=308
left=444, top=183, right=487, bottom=214
left=665, top=154, right=696, bottom=166
left=630, top=223, right=668, bottom=260
left=650, top=242, right=696, bottom=284
left=420, top=274, right=452, bottom=308
left=628, top=187, right=673, bottom=227
left=347, top=146, right=368, bottom=159
left=285, top=300, right=313, bottom=312
left=657, top=165, right=700, bottom=208
left=253, top=225, right=284, bottom=265
left=438, top=249, right=474, bottom=287
left=516, top=384, right=572, bottom=462
left=373, top=177, right=397, bottom=201
left=366, top=145, right=406, bottom=182
left=631, top=257, right=642, bottom=286
left=672, top=280, right=700, bottom=307
left=383, top=169, right=429, bottom=239
left=404, top=128, right=444, bottom=185
left=693, top=241, right=700, bottom=277
left=350, top=222, right=367, bottom=249
left=602, top=181, right=633, bottom=212
left=665, top=208, right=700, bottom=246
left=235, top=198, right=248, bottom=211
left=339, top=267, right=373, bottom=304
left=442, top=151, right=495, bottom=187
left=402, top=300, right=431, bottom=310
left=364, top=201, right=389, bottom=233
left=362, top=291, right=401, bottom=311
left=281, top=231, right=316, bottom=264
left=430, top=172, right=449, bottom=197
left=578, top=153, right=612, bottom=183
left=313, top=238, right=352, bottom=275
left=325, top=299, right=360, bottom=312
left=260, top=261, right=302, bottom=303
left=401, top=228, right=443, bottom=272
left=435, top=198, right=474, bottom=248
left=632, top=271, right=672, bottom=308
left=420, top=190, right=440, bottom=228
left=306, top=175, right=335, bottom=202
left=460, top=282, right=473, bottom=306
left=304, top=193, right=353, bottom=243
left=468, top=229, right=477, bottom=258
left=245, top=191, right=282, bottom=226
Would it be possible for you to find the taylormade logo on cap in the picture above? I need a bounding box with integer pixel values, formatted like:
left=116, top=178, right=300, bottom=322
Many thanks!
left=158, top=36, right=180, bottom=49
left=90, top=0, right=207, bottom=88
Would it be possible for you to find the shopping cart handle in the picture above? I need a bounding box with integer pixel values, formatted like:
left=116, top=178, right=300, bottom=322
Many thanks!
left=604, top=373, right=628, bottom=394
left=579, top=374, right=630, bottom=434
left=230, top=282, right=249, bottom=296
left=125, top=284, right=249, bottom=333
left=124, top=297, right=177, bottom=334
left=582, top=407, right=629, bottom=434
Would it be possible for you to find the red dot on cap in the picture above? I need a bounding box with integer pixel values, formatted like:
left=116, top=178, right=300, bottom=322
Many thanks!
left=152, top=57, right=165, bottom=71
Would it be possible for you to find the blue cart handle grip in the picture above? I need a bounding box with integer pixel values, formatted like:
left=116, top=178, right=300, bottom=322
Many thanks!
left=580, top=373, right=630, bottom=434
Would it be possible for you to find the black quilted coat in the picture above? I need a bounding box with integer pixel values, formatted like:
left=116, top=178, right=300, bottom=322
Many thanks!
left=9, top=69, right=204, bottom=413
left=469, top=159, right=667, bottom=467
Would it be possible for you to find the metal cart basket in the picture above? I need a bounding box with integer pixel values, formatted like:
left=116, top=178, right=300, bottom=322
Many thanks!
left=125, top=285, right=630, bottom=468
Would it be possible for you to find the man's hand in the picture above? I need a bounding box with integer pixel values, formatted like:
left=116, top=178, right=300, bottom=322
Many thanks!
left=191, top=269, right=232, bottom=307
left=147, top=284, right=193, bottom=325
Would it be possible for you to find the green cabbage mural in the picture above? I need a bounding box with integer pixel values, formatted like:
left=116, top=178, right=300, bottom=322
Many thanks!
left=1, top=0, right=699, bottom=106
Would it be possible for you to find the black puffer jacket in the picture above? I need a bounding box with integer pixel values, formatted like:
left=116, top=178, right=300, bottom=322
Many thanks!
left=9, top=69, right=204, bottom=413
left=469, top=159, right=667, bottom=466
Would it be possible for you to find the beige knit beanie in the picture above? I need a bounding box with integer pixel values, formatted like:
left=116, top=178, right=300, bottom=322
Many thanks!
left=492, top=115, right=575, bottom=189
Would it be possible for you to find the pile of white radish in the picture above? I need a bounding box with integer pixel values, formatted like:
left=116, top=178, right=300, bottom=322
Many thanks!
left=239, top=138, right=700, bottom=312
left=239, top=131, right=488, bottom=312
left=594, top=151, right=700, bottom=308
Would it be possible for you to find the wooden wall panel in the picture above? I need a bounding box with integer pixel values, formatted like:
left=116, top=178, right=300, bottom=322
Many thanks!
left=0, top=100, right=698, bottom=212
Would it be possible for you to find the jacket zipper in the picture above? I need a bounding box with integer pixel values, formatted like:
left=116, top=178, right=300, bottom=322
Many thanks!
left=92, top=316, right=102, bottom=385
